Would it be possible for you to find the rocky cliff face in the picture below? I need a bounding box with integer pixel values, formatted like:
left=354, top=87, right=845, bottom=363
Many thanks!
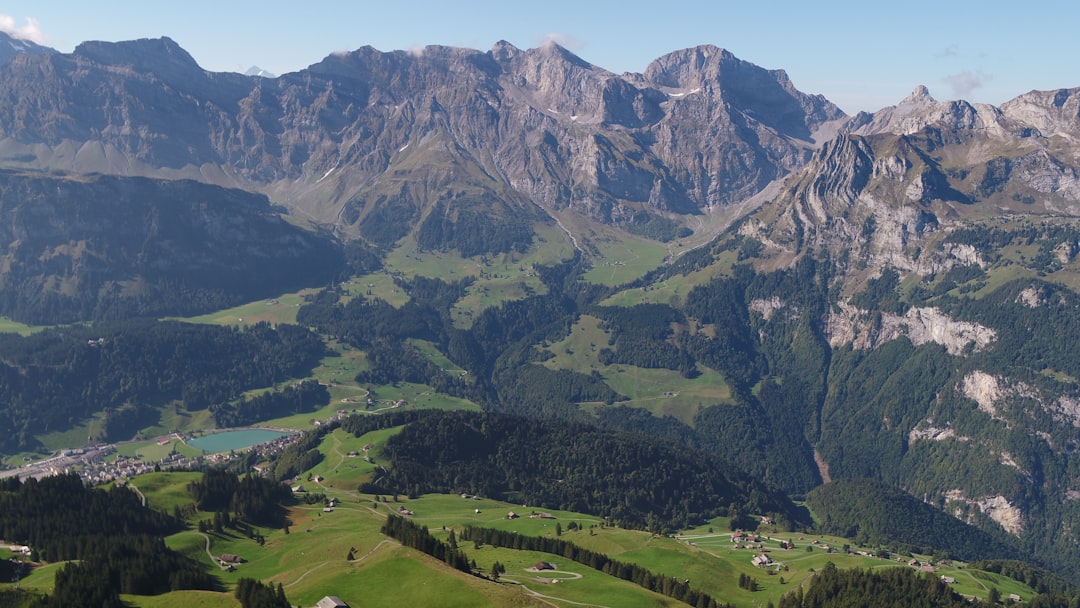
left=0, top=38, right=844, bottom=248
left=668, top=77, right=1080, bottom=565
left=733, top=84, right=1080, bottom=292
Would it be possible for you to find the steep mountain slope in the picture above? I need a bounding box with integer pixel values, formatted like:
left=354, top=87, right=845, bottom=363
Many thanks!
left=0, top=38, right=844, bottom=253
left=0, top=170, right=344, bottom=323
left=604, top=84, right=1080, bottom=575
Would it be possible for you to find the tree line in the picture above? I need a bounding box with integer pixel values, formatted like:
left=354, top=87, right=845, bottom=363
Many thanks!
left=188, top=468, right=292, bottom=528
left=0, top=474, right=215, bottom=607
left=356, top=410, right=806, bottom=532
left=460, top=526, right=730, bottom=608
left=211, top=380, right=329, bottom=428
left=380, top=514, right=471, bottom=573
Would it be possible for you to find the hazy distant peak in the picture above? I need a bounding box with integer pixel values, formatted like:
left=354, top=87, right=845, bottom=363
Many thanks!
left=244, top=65, right=276, bottom=78
left=490, top=39, right=521, bottom=62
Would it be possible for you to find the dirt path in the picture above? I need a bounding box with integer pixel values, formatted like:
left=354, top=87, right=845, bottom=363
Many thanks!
left=177, top=531, right=229, bottom=570
left=126, top=483, right=146, bottom=507
left=282, top=539, right=395, bottom=589
left=500, top=572, right=609, bottom=608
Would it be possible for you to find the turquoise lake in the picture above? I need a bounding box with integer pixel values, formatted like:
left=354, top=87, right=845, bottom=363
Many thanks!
left=188, top=429, right=290, bottom=453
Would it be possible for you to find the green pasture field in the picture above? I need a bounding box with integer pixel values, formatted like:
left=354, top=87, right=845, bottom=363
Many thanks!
left=541, top=315, right=734, bottom=424
left=35, top=406, right=216, bottom=455
left=178, top=289, right=319, bottom=327
left=278, top=545, right=539, bottom=608
left=541, top=314, right=611, bottom=369
left=144, top=406, right=219, bottom=439
left=35, top=418, right=100, bottom=453
left=407, top=338, right=469, bottom=375
left=382, top=224, right=574, bottom=328
left=0, top=317, right=40, bottom=335
left=601, top=366, right=733, bottom=424
left=582, top=237, right=669, bottom=286
left=468, top=544, right=683, bottom=608
left=599, top=257, right=731, bottom=308
left=7, top=458, right=1039, bottom=608
left=341, top=272, right=411, bottom=307
left=1, top=452, right=47, bottom=468
left=308, top=340, right=371, bottom=387
left=8, top=561, right=65, bottom=594
left=122, top=590, right=241, bottom=608
left=122, top=471, right=202, bottom=512
left=262, top=381, right=479, bottom=431
left=111, top=439, right=203, bottom=463
left=302, top=427, right=401, bottom=492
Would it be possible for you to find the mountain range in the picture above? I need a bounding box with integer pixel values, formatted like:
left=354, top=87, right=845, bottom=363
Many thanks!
left=4, top=31, right=1080, bottom=584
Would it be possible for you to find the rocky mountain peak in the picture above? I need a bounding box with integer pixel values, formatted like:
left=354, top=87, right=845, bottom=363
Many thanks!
left=74, top=37, right=202, bottom=75
left=901, top=85, right=936, bottom=105
left=0, top=36, right=868, bottom=241
left=640, top=44, right=731, bottom=89
left=490, top=39, right=520, bottom=63
left=845, top=85, right=1015, bottom=141
left=1000, top=87, right=1080, bottom=138
left=638, top=44, right=844, bottom=140
left=493, top=39, right=612, bottom=122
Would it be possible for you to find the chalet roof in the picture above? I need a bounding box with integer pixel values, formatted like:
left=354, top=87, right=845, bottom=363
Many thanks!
left=316, top=597, right=349, bottom=608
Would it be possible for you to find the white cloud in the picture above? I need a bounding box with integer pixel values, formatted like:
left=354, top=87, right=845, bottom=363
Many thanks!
left=0, top=14, right=47, bottom=44
left=534, top=32, right=585, bottom=51
left=945, top=70, right=991, bottom=98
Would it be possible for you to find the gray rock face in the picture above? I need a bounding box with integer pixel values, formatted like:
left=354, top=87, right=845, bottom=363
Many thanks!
left=741, top=82, right=1080, bottom=287
left=0, top=38, right=845, bottom=241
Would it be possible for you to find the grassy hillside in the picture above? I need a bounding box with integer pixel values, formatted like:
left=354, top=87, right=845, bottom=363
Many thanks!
left=2, top=421, right=1043, bottom=608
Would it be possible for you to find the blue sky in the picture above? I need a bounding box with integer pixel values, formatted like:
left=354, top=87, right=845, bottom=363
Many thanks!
left=1, top=1, right=1076, bottom=114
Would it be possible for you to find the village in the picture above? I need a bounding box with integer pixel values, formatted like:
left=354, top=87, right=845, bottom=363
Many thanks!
left=0, top=430, right=302, bottom=486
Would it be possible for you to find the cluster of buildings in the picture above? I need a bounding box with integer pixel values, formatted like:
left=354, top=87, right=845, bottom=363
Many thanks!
left=2, top=431, right=303, bottom=486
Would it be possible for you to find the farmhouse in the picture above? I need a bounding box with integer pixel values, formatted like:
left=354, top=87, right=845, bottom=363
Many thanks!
left=316, top=597, right=349, bottom=608
left=535, top=561, right=555, bottom=571
left=220, top=554, right=243, bottom=564
left=751, top=554, right=773, bottom=567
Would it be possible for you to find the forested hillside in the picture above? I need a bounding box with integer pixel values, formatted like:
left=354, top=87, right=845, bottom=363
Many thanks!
left=0, top=320, right=326, bottom=452
left=0, top=474, right=215, bottom=607
left=351, top=410, right=808, bottom=531
left=0, top=171, right=344, bottom=324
